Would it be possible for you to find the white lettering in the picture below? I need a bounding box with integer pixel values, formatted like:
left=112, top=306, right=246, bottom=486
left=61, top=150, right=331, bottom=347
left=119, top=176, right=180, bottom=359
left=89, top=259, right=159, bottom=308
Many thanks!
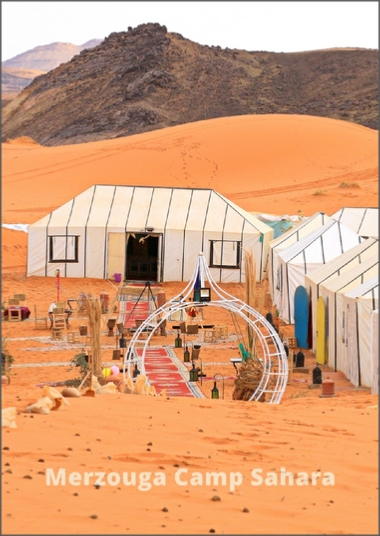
left=68, top=472, right=82, bottom=486
left=322, top=472, right=335, bottom=486
left=251, top=468, right=263, bottom=486
left=153, top=472, right=166, bottom=487
left=94, top=472, right=106, bottom=486
left=205, top=472, right=227, bottom=487
left=295, top=472, right=309, bottom=486
left=174, top=468, right=188, bottom=486
left=83, top=472, right=94, bottom=485
left=122, top=472, right=137, bottom=486
left=138, top=472, right=152, bottom=491
left=265, top=471, right=278, bottom=486
left=46, top=468, right=66, bottom=486
left=190, top=472, right=203, bottom=486
left=280, top=468, right=294, bottom=486
left=107, top=472, right=121, bottom=486
left=229, top=472, right=243, bottom=492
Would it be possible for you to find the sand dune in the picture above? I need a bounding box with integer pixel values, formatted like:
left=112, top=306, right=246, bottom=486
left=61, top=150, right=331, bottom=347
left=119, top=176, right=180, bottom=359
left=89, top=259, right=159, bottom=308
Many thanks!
left=1, top=114, right=378, bottom=534
left=2, top=114, right=378, bottom=224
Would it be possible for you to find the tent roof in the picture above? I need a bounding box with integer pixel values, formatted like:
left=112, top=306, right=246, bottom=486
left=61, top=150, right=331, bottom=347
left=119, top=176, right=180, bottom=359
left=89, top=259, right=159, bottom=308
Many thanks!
left=344, top=275, right=378, bottom=299
left=330, top=207, right=378, bottom=238
left=304, top=238, right=378, bottom=285
left=278, top=219, right=363, bottom=264
left=319, top=254, right=378, bottom=293
left=30, top=184, right=273, bottom=235
left=269, top=211, right=329, bottom=250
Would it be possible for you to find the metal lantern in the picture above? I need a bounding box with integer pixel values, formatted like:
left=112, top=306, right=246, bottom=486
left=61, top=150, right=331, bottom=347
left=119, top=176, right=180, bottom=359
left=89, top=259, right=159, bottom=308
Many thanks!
left=189, top=361, right=199, bottom=382
left=213, top=373, right=225, bottom=399
left=312, top=364, right=322, bottom=384
left=133, top=363, right=140, bottom=378
left=211, top=381, right=219, bottom=399
left=175, top=330, right=183, bottom=348
left=183, top=344, right=190, bottom=363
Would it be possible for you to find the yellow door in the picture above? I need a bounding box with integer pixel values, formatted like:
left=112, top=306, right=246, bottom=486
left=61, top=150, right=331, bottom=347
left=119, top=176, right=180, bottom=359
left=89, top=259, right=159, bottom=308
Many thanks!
left=316, top=296, right=327, bottom=364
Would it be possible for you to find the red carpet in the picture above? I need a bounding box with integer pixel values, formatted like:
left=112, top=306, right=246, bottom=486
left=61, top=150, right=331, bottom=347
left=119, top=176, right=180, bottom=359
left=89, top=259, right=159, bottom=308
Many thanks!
left=135, top=347, right=201, bottom=397
left=123, top=301, right=150, bottom=328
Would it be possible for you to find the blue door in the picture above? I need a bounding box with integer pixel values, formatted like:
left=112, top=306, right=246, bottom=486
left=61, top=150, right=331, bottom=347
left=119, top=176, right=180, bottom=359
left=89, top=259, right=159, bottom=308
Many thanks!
left=294, top=286, right=309, bottom=348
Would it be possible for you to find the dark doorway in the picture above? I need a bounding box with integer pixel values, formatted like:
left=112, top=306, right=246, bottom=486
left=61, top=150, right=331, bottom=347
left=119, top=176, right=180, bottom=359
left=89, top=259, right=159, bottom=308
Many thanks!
left=125, top=234, right=159, bottom=281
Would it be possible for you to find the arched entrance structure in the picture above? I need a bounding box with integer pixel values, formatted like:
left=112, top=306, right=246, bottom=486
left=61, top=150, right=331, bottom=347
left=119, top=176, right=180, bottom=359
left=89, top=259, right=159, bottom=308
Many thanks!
left=123, top=253, right=288, bottom=403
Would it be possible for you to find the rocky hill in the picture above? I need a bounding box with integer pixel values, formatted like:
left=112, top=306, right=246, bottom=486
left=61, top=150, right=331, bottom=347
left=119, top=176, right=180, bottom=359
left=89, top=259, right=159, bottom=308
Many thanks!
left=2, top=23, right=378, bottom=146
left=1, top=39, right=102, bottom=104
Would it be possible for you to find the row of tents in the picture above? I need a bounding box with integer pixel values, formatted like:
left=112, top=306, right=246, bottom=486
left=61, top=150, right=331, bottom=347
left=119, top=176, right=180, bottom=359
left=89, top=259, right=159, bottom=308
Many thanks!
left=267, top=207, right=378, bottom=394
left=26, top=186, right=377, bottom=392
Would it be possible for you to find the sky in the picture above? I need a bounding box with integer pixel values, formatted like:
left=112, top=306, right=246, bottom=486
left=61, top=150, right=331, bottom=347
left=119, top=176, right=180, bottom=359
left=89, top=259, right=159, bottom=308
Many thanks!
left=1, top=1, right=378, bottom=62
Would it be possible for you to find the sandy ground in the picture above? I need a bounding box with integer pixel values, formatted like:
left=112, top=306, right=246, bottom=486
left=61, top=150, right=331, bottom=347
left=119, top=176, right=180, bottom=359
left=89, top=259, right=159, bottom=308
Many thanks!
left=1, top=114, right=378, bottom=534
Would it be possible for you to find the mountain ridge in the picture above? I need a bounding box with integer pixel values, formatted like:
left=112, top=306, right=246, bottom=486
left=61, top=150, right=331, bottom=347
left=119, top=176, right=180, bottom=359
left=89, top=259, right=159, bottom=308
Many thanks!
left=1, top=23, right=378, bottom=146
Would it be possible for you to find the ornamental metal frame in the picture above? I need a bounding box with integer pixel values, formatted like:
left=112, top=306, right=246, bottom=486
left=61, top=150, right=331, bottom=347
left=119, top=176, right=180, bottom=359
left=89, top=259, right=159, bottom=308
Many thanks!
left=122, top=252, right=288, bottom=403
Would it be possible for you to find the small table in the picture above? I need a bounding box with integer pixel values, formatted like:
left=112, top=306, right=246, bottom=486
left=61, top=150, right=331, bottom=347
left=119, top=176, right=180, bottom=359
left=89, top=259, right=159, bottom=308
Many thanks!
left=4, top=306, right=31, bottom=321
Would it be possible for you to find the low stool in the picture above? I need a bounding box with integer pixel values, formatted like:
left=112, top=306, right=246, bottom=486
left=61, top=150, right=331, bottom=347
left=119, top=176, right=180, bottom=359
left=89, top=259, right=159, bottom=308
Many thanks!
left=52, top=328, right=63, bottom=341
left=215, top=325, right=228, bottom=340
left=67, top=331, right=80, bottom=344
left=204, top=328, right=216, bottom=343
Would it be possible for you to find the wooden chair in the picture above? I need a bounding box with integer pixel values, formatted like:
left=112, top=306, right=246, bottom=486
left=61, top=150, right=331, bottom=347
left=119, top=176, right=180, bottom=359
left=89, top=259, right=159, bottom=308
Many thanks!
left=8, top=308, right=22, bottom=322
left=8, top=298, right=19, bottom=306
left=34, top=305, right=48, bottom=330
left=14, top=294, right=26, bottom=306
left=52, top=311, right=66, bottom=330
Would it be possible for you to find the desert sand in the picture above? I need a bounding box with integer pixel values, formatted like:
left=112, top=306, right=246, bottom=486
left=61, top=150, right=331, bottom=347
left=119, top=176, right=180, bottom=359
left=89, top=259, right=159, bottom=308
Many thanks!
left=2, top=114, right=378, bottom=535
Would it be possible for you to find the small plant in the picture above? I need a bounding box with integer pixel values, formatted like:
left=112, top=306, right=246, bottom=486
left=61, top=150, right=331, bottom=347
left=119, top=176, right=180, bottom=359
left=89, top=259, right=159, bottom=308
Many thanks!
left=65, top=350, right=89, bottom=388
left=339, top=181, right=360, bottom=189
left=312, top=189, right=327, bottom=196
left=1, top=337, right=14, bottom=375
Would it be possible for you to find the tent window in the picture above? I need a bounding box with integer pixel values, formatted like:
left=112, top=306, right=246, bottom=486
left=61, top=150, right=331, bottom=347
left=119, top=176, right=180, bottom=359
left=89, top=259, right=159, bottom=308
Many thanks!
left=49, top=235, right=79, bottom=263
left=210, top=240, right=241, bottom=268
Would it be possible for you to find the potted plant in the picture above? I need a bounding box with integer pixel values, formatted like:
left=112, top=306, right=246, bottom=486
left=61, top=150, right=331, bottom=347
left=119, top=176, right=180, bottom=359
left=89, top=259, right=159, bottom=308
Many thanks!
left=65, top=350, right=89, bottom=388
left=2, top=337, right=14, bottom=383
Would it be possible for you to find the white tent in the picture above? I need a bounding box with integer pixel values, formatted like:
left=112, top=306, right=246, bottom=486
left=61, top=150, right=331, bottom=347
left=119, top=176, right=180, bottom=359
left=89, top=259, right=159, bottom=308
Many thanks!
left=27, top=185, right=274, bottom=283
left=317, top=255, right=378, bottom=374
left=342, top=276, right=379, bottom=388
left=330, top=207, right=378, bottom=239
left=268, top=211, right=330, bottom=307
left=304, top=238, right=378, bottom=350
left=276, top=219, right=364, bottom=324
left=370, top=309, right=378, bottom=395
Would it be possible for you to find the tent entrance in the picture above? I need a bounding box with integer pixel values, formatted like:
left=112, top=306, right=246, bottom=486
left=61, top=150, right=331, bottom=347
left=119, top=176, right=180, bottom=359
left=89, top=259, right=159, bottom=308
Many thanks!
left=125, top=233, right=160, bottom=282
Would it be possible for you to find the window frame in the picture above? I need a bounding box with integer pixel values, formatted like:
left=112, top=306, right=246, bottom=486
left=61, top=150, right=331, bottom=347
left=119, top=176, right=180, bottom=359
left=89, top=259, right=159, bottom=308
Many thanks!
left=209, top=240, right=241, bottom=269
left=48, top=235, right=79, bottom=263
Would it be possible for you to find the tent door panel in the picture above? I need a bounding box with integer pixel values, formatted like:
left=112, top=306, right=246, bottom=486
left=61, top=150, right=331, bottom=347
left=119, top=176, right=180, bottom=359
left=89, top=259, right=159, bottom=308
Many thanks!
left=107, top=233, right=125, bottom=280
left=316, top=296, right=327, bottom=364
left=125, top=233, right=160, bottom=281
left=294, top=285, right=309, bottom=349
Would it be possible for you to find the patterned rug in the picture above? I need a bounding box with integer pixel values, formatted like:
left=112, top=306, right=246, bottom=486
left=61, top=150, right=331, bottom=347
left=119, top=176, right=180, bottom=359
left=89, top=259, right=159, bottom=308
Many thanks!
left=135, top=347, right=204, bottom=398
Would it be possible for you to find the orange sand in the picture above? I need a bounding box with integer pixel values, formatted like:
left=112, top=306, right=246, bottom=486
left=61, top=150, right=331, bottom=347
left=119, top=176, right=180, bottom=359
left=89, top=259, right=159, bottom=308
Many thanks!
left=1, top=114, right=378, bottom=534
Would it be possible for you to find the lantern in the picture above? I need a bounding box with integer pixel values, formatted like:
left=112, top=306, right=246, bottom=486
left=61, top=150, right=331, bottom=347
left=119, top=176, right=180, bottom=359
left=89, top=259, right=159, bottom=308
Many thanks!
left=189, top=362, right=199, bottom=382
left=211, top=381, right=219, bottom=399
left=183, top=344, right=190, bottom=363
left=133, top=363, right=140, bottom=378
left=174, top=330, right=183, bottom=348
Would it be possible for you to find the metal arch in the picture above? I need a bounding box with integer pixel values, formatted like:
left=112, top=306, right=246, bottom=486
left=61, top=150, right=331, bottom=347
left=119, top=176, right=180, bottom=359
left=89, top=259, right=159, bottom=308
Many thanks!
left=122, top=252, right=288, bottom=404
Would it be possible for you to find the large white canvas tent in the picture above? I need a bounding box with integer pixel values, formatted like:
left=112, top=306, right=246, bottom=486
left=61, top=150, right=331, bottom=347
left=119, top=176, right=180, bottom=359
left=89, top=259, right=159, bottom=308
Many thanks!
left=370, top=309, right=378, bottom=395
left=317, top=255, right=378, bottom=374
left=276, top=219, right=364, bottom=324
left=268, top=211, right=330, bottom=306
left=304, top=237, right=378, bottom=350
left=342, top=276, right=379, bottom=388
left=27, top=185, right=274, bottom=283
left=330, top=207, right=378, bottom=239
